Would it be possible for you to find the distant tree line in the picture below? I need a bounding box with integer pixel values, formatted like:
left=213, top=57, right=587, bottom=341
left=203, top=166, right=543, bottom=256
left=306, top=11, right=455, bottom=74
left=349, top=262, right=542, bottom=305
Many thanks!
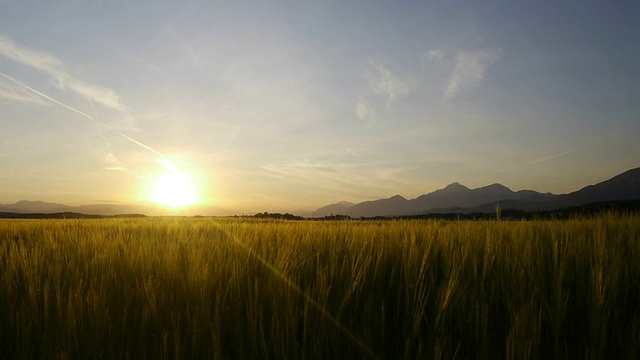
left=251, top=212, right=304, bottom=220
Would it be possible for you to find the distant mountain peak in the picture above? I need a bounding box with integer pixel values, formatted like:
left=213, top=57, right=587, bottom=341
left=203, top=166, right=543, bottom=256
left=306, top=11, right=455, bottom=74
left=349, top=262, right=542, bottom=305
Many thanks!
left=478, top=183, right=514, bottom=193
left=485, top=183, right=509, bottom=189
left=443, top=182, right=469, bottom=191
left=0, top=200, right=72, bottom=214
left=15, top=200, right=50, bottom=205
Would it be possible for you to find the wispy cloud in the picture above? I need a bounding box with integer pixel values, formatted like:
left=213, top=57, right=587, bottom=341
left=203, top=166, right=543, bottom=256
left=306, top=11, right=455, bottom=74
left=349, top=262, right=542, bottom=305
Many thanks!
left=0, top=34, right=125, bottom=111
left=356, top=95, right=374, bottom=120
left=104, top=153, right=127, bottom=171
left=443, top=48, right=502, bottom=101
left=259, top=158, right=422, bottom=201
left=366, top=60, right=414, bottom=106
left=260, top=159, right=361, bottom=194
left=0, top=58, right=168, bottom=164
left=426, top=49, right=446, bottom=61
left=0, top=72, right=50, bottom=105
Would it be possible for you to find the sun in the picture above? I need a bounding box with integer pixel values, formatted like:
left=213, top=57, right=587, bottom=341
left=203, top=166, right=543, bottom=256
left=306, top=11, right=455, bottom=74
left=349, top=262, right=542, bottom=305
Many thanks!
left=149, top=171, right=199, bottom=208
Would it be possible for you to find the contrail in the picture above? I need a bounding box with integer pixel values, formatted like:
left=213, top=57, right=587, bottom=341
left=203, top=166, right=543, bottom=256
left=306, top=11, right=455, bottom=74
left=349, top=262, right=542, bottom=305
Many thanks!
left=24, top=85, right=166, bottom=159
left=23, top=84, right=95, bottom=119
left=1, top=72, right=169, bottom=164
left=494, top=149, right=574, bottom=174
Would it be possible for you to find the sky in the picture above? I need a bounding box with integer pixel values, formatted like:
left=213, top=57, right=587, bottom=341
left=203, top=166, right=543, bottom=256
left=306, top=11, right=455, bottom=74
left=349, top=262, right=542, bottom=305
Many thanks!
left=0, top=1, right=639, bottom=215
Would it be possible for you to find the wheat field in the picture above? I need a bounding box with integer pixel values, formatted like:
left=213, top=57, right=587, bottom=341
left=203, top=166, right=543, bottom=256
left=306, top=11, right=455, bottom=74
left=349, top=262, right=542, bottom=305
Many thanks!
left=1, top=215, right=639, bottom=359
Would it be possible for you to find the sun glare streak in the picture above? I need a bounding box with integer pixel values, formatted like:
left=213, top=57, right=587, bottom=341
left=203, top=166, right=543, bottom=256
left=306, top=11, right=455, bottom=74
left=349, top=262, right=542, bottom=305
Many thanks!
left=208, top=222, right=383, bottom=360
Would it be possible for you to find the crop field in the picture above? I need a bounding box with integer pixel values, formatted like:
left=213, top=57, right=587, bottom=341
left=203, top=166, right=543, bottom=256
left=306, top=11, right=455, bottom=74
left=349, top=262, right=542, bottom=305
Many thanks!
left=1, top=214, right=639, bottom=359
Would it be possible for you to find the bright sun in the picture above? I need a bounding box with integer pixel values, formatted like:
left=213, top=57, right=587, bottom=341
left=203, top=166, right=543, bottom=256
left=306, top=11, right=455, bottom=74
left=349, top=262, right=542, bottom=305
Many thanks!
left=149, top=171, right=199, bottom=208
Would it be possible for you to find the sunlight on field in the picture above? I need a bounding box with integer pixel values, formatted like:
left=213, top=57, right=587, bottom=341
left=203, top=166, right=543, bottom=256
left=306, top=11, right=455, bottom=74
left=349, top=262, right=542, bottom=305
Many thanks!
left=1, top=214, right=639, bottom=359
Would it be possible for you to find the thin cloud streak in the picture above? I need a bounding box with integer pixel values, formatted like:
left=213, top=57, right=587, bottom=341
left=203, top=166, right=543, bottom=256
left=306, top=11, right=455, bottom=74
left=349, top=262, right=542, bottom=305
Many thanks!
left=444, top=48, right=502, bottom=100
left=24, top=83, right=97, bottom=119
left=259, top=158, right=425, bottom=200
left=494, top=149, right=574, bottom=174
left=0, top=72, right=50, bottom=105
left=11, top=77, right=167, bottom=163
left=0, top=35, right=183, bottom=177
left=0, top=34, right=125, bottom=111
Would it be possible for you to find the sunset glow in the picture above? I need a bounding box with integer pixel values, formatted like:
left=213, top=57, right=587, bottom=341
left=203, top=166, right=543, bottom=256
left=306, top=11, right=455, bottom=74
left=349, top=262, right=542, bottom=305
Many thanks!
left=0, top=2, right=638, bottom=215
left=149, top=171, right=199, bottom=208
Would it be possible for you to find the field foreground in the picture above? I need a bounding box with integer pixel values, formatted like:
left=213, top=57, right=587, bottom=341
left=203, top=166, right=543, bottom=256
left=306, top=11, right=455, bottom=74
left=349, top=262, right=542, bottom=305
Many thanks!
left=1, top=215, right=639, bottom=359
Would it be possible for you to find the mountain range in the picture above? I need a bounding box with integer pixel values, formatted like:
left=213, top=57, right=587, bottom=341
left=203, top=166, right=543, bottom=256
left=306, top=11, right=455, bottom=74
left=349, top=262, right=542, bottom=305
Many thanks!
left=1, top=167, right=638, bottom=218
left=0, top=200, right=231, bottom=217
left=314, top=167, right=640, bottom=218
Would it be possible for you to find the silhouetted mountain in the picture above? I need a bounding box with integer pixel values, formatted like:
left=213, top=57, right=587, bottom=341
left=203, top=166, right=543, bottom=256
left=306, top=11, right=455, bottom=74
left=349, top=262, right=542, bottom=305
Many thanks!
left=559, top=167, right=640, bottom=207
left=1, top=200, right=74, bottom=213
left=313, top=201, right=354, bottom=217
left=407, top=182, right=532, bottom=213
left=334, top=183, right=552, bottom=217
left=0, top=200, right=148, bottom=215
left=346, top=195, right=410, bottom=218
left=315, top=167, right=640, bottom=218
left=0, top=200, right=233, bottom=217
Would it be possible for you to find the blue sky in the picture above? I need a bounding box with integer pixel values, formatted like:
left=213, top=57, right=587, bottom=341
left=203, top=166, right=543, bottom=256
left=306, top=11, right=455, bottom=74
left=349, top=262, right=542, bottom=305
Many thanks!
left=1, top=1, right=639, bottom=214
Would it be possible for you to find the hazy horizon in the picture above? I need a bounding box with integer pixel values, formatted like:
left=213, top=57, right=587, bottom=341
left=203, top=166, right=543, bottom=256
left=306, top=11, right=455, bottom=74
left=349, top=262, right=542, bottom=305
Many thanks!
left=1, top=1, right=639, bottom=214
left=2, top=166, right=637, bottom=216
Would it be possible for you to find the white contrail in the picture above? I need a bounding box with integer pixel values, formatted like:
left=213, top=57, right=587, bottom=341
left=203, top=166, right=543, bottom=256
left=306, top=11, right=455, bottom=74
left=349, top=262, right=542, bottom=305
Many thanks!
left=494, top=149, right=574, bottom=174
left=0, top=72, right=49, bottom=105
left=23, top=85, right=166, bottom=159
left=1, top=71, right=177, bottom=172
left=23, top=84, right=96, bottom=120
